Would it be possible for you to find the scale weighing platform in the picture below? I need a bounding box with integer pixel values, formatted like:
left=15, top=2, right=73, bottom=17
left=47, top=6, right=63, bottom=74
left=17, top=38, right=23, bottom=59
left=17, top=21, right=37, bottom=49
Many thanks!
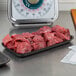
left=8, top=0, right=58, bottom=27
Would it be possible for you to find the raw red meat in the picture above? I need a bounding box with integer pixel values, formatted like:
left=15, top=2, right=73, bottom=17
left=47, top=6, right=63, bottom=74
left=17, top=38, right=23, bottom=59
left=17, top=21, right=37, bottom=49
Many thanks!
left=32, top=32, right=39, bottom=35
left=33, top=35, right=45, bottom=42
left=11, top=34, right=17, bottom=38
left=6, top=41, right=14, bottom=49
left=55, top=32, right=70, bottom=41
left=14, top=41, right=21, bottom=50
left=22, top=32, right=34, bottom=38
left=64, top=29, right=70, bottom=40
left=11, top=34, right=26, bottom=41
left=44, top=32, right=55, bottom=41
left=2, top=25, right=71, bottom=54
left=47, top=40, right=56, bottom=47
left=22, top=32, right=34, bottom=43
left=47, top=36, right=63, bottom=47
left=52, top=25, right=70, bottom=40
left=2, top=34, right=12, bottom=46
left=32, top=42, right=46, bottom=50
left=37, top=26, right=52, bottom=35
left=54, top=36, right=63, bottom=43
left=12, top=34, right=30, bottom=43
left=54, top=32, right=66, bottom=40
left=27, top=38, right=33, bottom=44
left=52, top=25, right=67, bottom=33
left=16, top=42, right=33, bottom=54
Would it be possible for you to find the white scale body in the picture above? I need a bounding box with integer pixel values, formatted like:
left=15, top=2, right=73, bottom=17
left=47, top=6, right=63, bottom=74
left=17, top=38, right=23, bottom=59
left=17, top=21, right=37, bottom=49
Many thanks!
left=8, top=0, right=58, bottom=27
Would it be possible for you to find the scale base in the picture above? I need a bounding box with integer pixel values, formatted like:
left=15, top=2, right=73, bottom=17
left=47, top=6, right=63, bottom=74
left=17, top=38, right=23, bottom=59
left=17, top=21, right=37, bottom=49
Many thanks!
left=12, top=22, right=53, bottom=28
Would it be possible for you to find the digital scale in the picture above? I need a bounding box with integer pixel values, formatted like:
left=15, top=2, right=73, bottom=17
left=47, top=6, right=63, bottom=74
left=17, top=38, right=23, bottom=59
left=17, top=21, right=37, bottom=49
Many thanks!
left=8, top=0, right=58, bottom=27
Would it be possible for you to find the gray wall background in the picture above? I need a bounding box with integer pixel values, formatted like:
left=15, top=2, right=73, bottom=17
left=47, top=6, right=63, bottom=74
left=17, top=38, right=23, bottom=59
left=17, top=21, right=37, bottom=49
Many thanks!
left=0, top=0, right=7, bottom=11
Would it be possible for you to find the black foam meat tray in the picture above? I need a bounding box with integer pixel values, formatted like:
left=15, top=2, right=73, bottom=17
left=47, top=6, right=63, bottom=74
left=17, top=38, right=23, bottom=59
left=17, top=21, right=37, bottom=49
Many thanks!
left=2, top=36, right=73, bottom=58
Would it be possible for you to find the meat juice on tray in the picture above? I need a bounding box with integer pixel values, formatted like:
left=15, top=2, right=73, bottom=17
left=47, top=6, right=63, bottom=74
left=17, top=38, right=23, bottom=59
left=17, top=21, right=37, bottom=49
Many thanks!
left=2, top=25, right=71, bottom=54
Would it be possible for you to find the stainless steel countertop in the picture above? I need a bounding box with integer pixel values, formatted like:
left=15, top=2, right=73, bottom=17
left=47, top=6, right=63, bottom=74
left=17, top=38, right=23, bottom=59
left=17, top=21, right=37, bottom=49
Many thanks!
left=0, top=11, right=76, bottom=76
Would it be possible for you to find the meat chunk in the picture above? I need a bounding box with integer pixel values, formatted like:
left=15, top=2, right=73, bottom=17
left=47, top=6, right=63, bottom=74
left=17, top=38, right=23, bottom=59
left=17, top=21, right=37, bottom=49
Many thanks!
left=22, top=32, right=34, bottom=43
left=37, top=26, right=52, bottom=35
left=14, top=41, right=21, bottom=50
left=55, top=31, right=70, bottom=41
left=47, top=36, right=63, bottom=47
left=22, top=32, right=34, bottom=38
left=32, top=42, right=46, bottom=51
left=6, top=41, right=14, bottom=50
left=52, top=25, right=67, bottom=33
left=54, top=36, right=63, bottom=43
left=63, top=29, right=70, bottom=40
left=44, top=32, right=55, bottom=41
left=11, top=34, right=17, bottom=38
left=2, top=34, right=12, bottom=46
left=47, top=40, right=56, bottom=47
left=11, top=34, right=30, bottom=43
left=54, top=32, right=66, bottom=40
left=16, top=42, right=33, bottom=54
left=52, top=25, right=70, bottom=40
left=33, top=35, right=45, bottom=42
left=32, top=32, right=39, bottom=35
left=11, top=34, right=26, bottom=41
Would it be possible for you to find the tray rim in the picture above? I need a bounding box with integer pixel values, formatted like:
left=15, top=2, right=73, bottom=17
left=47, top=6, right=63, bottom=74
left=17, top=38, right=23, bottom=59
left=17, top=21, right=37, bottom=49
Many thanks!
left=2, top=35, right=74, bottom=58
